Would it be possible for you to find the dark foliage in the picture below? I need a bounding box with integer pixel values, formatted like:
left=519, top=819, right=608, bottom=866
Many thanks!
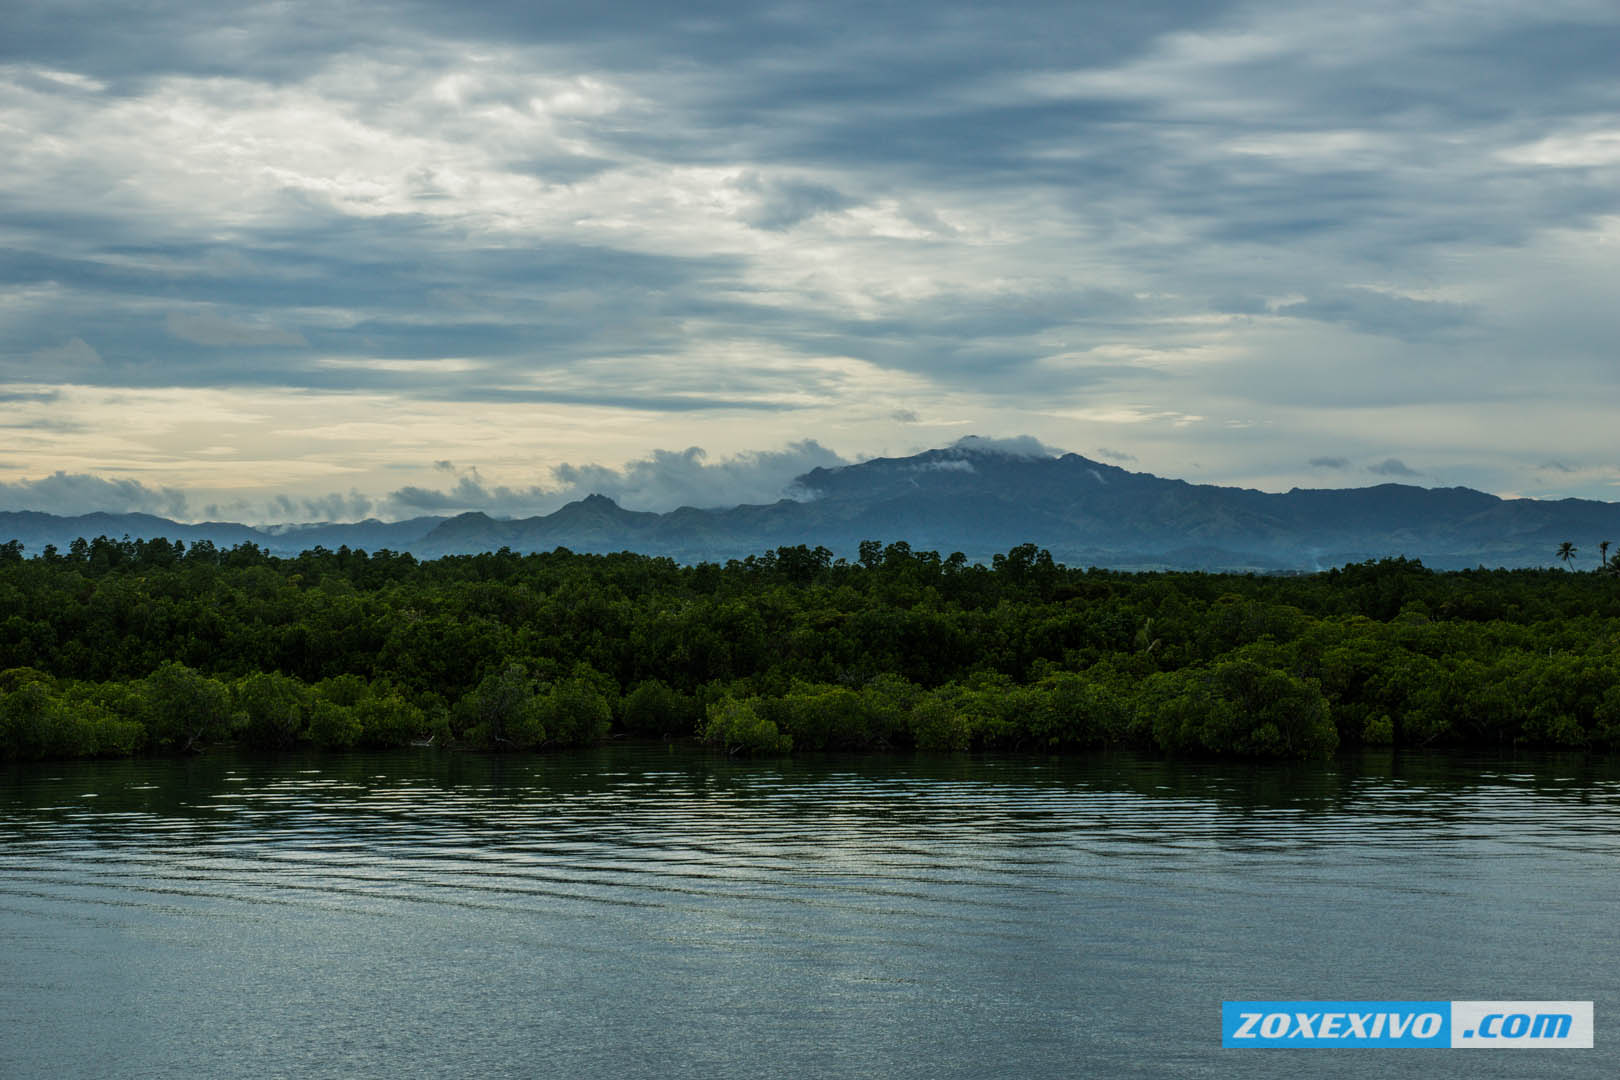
left=3, top=536, right=1619, bottom=760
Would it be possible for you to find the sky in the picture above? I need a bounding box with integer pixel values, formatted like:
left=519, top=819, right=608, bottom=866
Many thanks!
left=3, top=0, right=1619, bottom=522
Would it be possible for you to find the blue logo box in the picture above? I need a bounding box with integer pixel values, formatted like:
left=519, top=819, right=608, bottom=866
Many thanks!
left=1223, top=1001, right=1448, bottom=1048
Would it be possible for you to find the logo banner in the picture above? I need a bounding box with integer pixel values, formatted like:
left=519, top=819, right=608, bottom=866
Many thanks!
left=1222, top=1001, right=1593, bottom=1049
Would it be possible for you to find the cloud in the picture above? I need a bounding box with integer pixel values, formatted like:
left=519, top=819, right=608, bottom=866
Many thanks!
left=389, top=473, right=513, bottom=514
left=4, top=0, right=1620, bottom=502
left=30, top=338, right=100, bottom=367
left=192, top=490, right=379, bottom=525
left=165, top=312, right=306, bottom=347
left=1095, top=447, right=1137, bottom=463
left=1308, top=456, right=1351, bottom=469
left=0, top=416, right=88, bottom=433
left=1209, top=294, right=1271, bottom=316
left=267, top=490, right=374, bottom=522
left=909, top=458, right=976, bottom=474
left=1274, top=289, right=1474, bottom=342
left=0, top=471, right=189, bottom=517
left=551, top=440, right=850, bottom=510
left=949, top=435, right=1060, bottom=458
left=736, top=174, right=858, bottom=231
left=891, top=409, right=919, bottom=423
left=386, top=440, right=851, bottom=516
left=1368, top=458, right=1420, bottom=478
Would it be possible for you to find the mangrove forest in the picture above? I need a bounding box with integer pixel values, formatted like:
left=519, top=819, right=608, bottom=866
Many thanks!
left=3, top=535, right=1620, bottom=761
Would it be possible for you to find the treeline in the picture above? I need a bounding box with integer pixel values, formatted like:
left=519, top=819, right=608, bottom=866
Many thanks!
left=2, top=535, right=1619, bottom=761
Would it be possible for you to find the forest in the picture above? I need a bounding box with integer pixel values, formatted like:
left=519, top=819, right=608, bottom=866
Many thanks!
left=2, top=534, right=1619, bottom=761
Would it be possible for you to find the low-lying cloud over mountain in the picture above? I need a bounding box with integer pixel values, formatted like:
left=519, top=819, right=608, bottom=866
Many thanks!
left=538, top=440, right=849, bottom=512
left=7, top=439, right=1619, bottom=571
left=0, top=472, right=190, bottom=519
left=1368, top=458, right=1421, bottom=478
left=386, top=440, right=850, bottom=517
left=0, top=441, right=854, bottom=523
left=0, top=437, right=1058, bottom=523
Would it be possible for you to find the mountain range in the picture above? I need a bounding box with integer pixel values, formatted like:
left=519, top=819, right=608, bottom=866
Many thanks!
left=5, top=443, right=1619, bottom=570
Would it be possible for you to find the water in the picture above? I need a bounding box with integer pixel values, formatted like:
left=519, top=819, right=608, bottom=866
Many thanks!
left=2, top=746, right=1616, bottom=1078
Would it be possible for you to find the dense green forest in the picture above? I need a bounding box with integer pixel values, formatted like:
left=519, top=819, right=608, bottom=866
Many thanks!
left=2, top=534, right=1619, bottom=761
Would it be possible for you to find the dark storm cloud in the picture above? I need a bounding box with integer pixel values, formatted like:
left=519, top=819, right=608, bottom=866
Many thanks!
left=1308, top=456, right=1350, bottom=470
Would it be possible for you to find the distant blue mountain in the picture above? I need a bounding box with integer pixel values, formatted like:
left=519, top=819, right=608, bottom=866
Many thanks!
left=5, top=444, right=1618, bottom=569
left=0, top=511, right=448, bottom=560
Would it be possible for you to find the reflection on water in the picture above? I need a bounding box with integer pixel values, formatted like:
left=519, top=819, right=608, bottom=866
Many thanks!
left=3, top=747, right=1617, bottom=1079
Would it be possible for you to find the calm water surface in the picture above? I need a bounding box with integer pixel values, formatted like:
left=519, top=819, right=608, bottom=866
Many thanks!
left=2, top=746, right=1617, bottom=1078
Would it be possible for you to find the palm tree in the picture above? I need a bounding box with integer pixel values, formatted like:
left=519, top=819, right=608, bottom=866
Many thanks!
left=1557, top=541, right=1577, bottom=568
left=1600, top=540, right=1611, bottom=570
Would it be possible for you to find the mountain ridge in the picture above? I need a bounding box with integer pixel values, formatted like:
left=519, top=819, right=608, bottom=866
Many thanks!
left=4, top=445, right=1618, bottom=570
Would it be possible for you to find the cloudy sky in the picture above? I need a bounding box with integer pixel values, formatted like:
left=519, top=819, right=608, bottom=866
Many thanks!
left=3, top=0, right=1619, bottom=521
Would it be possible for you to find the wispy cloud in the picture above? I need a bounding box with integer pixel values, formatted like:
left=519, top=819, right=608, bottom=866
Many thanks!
left=1368, top=458, right=1420, bottom=478
left=30, top=338, right=100, bottom=367
left=165, top=311, right=306, bottom=347
left=1274, top=289, right=1474, bottom=342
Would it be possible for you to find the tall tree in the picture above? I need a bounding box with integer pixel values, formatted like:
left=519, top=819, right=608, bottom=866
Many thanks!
left=1600, top=540, right=1611, bottom=570
left=1557, top=541, right=1577, bottom=568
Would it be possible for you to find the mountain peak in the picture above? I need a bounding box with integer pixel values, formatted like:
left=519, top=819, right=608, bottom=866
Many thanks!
left=947, top=435, right=1059, bottom=459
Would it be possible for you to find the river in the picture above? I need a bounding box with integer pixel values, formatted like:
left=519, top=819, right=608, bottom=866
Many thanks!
left=2, top=746, right=1615, bottom=1077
